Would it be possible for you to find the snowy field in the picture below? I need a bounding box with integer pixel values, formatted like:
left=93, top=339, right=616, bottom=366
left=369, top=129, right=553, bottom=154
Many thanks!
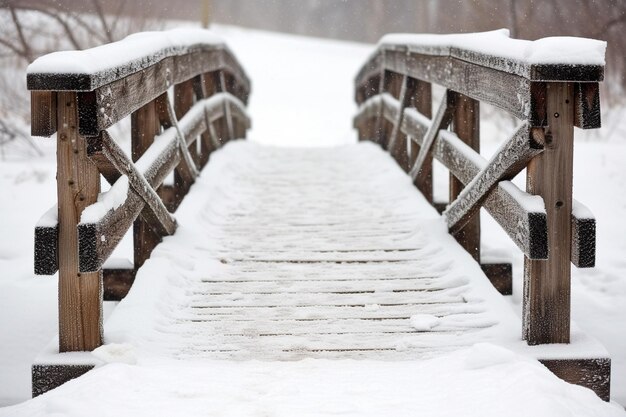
left=0, top=24, right=625, bottom=414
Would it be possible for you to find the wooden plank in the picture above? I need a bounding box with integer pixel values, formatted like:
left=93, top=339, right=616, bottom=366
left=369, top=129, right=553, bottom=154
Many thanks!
left=357, top=43, right=603, bottom=128
left=218, top=71, right=235, bottom=141
left=103, top=268, right=136, bottom=301
left=30, top=91, right=57, bottom=137
left=194, top=73, right=217, bottom=167
left=32, top=364, right=95, bottom=397
left=574, top=82, right=601, bottom=129
left=73, top=50, right=250, bottom=137
left=386, top=74, right=408, bottom=153
left=176, top=79, right=200, bottom=166
left=56, top=92, right=102, bottom=352
left=450, top=93, right=480, bottom=261
left=171, top=82, right=198, bottom=205
left=480, top=263, right=512, bottom=295
left=409, top=89, right=455, bottom=180
left=411, top=80, right=433, bottom=202
left=385, top=50, right=546, bottom=126
left=540, top=358, right=610, bottom=402
left=28, top=44, right=250, bottom=93
left=523, top=82, right=574, bottom=345
left=194, top=277, right=468, bottom=294
left=571, top=200, right=596, bottom=268
left=101, top=131, right=177, bottom=235
left=131, top=99, right=164, bottom=270
left=172, top=318, right=481, bottom=336
left=189, top=289, right=465, bottom=308
left=443, top=123, right=544, bottom=234
left=34, top=205, right=58, bottom=275
left=186, top=303, right=479, bottom=321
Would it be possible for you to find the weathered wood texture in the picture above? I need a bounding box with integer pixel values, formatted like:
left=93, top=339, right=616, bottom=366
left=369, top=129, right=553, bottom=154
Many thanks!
left=172, top=80, right=199, bottom=205
left=32, top=364, right=95, bottom=398
left=411, top=80, right=433, bottom=202
left=34, top=205, right=58, bottom=275
left=450, top=93, right=480, bottom=261
left=79, top=95, right=250, bottom=273
left=355, top=44, right=602, bottom=129
left=132, top=100, right=165, bottom=271
left=29, top=34, right=252, bottom=355
left=103, top=268, right=136, bottom=301
left=56, top=92, right=103, bottom=352
left=523, top=82, right=574, bottom=345
left=480, top=263, right=513, bottom=295
left=540, top=358, right=611, bottom=402
left=30, top=91, right=56, bottom=137
left=355, top=96, right=548, bottom=259
left=409, top=90, right=455, bottom=180
left=443, top=123, right=544, bottom=234
left=572, top=200, right=596, bottom=268
left=30, top=49, right=250, bottom=138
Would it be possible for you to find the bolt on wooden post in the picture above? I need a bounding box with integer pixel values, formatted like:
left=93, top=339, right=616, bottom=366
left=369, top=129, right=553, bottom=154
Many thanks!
left=56, top=92, right=103, bottom=352
left=523, top=82, right=575, bottom=345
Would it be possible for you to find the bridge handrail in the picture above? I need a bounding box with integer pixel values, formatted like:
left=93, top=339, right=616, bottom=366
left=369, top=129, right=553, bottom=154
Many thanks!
left=353, top=30, right=605, bottom=346
left=28, top=28, right=251, bottom=353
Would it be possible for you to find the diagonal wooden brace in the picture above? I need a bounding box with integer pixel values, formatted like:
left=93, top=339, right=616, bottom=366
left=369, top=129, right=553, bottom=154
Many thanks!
left=386, top=75, right=414, bottom=155
left=99, top=131, right=177, bottom=236
left=409, top=90, right=456, bottom=180
left=219, top=72, right=235, bottom=140
left=162, top=91, right=200, bottom=179
left=443, top=122, right=545, bottom=234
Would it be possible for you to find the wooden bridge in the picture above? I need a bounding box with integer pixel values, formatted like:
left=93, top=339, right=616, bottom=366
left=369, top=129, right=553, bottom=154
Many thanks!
left=27, top=29, right=610, bottom=401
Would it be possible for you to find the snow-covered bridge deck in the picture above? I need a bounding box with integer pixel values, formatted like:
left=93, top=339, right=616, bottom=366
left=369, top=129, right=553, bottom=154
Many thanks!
left=25, top=27, right=612, bottom=404
left=104, top=141, right=520, bottom=360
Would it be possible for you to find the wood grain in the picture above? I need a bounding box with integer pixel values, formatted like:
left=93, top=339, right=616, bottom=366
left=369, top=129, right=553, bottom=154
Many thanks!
left=56, top=92, right=102, bottom=352
left=523, top=82, right=574, bottom=345
left=30, top=91, right=56, bottom=137
left=450, top=93, right=480, bottom=261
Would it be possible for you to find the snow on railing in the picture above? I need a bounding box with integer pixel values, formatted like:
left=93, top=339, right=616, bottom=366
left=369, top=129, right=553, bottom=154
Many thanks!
left=353, top=30, right=605, bottom=347
left=29, top=28, right=251, bottom=353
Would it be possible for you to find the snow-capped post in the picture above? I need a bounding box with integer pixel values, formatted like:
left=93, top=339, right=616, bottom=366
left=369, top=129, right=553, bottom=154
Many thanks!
left=523, top=82, right=575, bottom=345
left=27, top=29, right=252, bottom=359
left=56, top=91, right=103, bottom=352
left=354, top=30, right=607, bottom=397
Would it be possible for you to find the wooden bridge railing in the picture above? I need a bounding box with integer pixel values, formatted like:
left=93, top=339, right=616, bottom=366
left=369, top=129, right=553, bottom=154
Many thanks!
left=28, top=29, right=251, bottom=352
left=354, top=30, right=605, bottom=346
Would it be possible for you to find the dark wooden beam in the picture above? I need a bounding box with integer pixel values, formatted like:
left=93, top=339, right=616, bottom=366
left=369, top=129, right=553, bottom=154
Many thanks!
left=444, top=123, right=544, bottom=235
left=524, top=82, right=575, bottom=345
left=30, top=91, right=57, bottom=137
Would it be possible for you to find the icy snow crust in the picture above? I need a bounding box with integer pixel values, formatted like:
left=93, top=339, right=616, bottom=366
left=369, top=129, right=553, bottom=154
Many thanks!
left=27, top=28, right=226, bottom=90
left=377, top=29, right=606, bottom=80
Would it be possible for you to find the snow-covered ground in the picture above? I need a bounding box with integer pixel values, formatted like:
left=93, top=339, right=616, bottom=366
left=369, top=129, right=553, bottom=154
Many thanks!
left=0, top=23, right=625, bottom=413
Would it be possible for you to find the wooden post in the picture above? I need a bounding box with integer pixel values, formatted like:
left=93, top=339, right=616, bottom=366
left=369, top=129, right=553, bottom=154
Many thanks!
left=410, top=80, right=433, bottom=203
left=173, top=80, right=196, bottom=203
left=131, top=100, right=162, bottom=270
left=56, top=92, right=102, bottom=352
left=523, top=82, right=575, bottom=345
left=451, top=93, right=480, bottom=262
left=198, top=72, right=219, bottom=166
